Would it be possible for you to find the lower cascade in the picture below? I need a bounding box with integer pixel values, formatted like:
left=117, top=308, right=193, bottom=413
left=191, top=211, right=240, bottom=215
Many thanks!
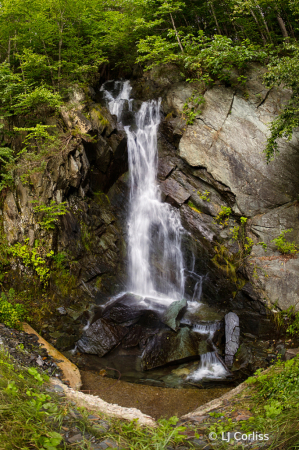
left=77, top=80, right=233, bottom=386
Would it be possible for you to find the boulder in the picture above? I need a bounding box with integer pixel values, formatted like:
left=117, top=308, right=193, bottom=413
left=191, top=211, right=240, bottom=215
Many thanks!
left=141, top=327, right=213, bottom=370
left=225, top=312, right=240, bottom=368
left=162, top=297, right=187, bottom=331
left=160, top=178, right=190, bottom=207
left=76, top=318, right=128, bottom=357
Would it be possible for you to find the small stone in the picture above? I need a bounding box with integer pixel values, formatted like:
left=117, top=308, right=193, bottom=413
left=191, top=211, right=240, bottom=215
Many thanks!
left=189, top=440, right=207, bottom=449
left=235, top=414, right=251, bottom=421
left=52, top=384, right=64, bottom=392
left=57, top=307, right=67, bottom=315
left=98, top=420, right=110, bottom=430
left=36, top=355, right=44, bottom=366
left=99, top=438, right=119, bottom=449
left=92, top=425, right=108, bottom=434
left=68, top=433, right=83, bottom=444
left=69, top=409, right=83, bottom=419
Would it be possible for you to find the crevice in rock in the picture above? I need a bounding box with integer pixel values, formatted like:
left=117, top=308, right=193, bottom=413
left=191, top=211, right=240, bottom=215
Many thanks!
left=257, top=87, right=273, bottom=108
left=221, top=92, right=235, bottom=129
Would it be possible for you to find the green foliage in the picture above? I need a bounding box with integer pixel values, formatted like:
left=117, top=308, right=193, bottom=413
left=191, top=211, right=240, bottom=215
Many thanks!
left=198, top=190, right=210, bottom=202
left=271, top=228, right=299, bottom=254
left=272, top=305, right=299, bottom=336
left=264, top=43, right=299, bottom=162
left=27, top=367, right=49, bottom=385
left=137, top=32, right=267, bottom=83
left=0, top=288, right=28, bottom=329
left=9, top=238, right=54, bottom=284
left=182, top=92, right=205, bottom=124
left=32, top=200, right=68, bottom=230
left=0, top=350, right=64, bottom=450
left=230, top=216, right=267, bottom=256
left=246, top=358, right=299, bottom=403
left=214, top=206, right=231, bottom=226
left=80, top=221, right=93, bottom=252
left=187, top=200, right=201, bottom=214
left=110, top=416, right=187, bottom=449
left=212, top=243, right=241, bottom=286
left=14, top=124, right=56, bottom=154
left=0, top=146, right=15, bottom=192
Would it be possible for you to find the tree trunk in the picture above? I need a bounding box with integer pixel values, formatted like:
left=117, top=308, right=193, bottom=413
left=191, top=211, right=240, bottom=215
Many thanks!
left=195, top=15, right=202, bottom=30
left=253, top=0, right=272, bottom=42
left=170, top=12, right=184, bottom=53
left=250, top=8, right=267, bottom=44
left=276, top=14, right=289, bottom=39
left=282, top=7, right=295, bottom=39
left=210, top=1, right=221, bottom=34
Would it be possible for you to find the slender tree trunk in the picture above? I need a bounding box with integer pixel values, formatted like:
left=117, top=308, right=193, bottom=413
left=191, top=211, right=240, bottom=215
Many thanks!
left=182, top=14, right=189, bottom=27
left=276, top=14, right=289, bottom=39
left=195, top=15, right=202, bottom=31
left=253, top=0, right=272, bottom=42
left=232, top=19, right=239, bottom=40
left=170, top=12, right=184, bottom=53
left=282, top=7, right=295, bottom=39
left=250, top=8, right=267, bottom=44
left=209, top=1, right=221, bottom=34
left=222, top=21, right=229, bottom=36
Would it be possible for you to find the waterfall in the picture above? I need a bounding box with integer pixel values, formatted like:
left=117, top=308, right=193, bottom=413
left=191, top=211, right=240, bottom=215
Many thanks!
left=188, top=352, right=228, bottom=380
left=97, top=80, right=229, bottom=383
left=101, top=80, right=185, bottom=302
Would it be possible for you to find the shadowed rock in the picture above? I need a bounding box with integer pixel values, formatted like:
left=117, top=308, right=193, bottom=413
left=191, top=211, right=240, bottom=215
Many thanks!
left=141, top=327, right=213, bottom=370
left=77, top=319, right=128, bottom=357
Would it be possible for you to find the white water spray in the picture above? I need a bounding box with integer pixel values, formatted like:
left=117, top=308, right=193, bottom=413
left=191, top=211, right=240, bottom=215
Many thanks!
left=188, top=352, right=228, bottom=380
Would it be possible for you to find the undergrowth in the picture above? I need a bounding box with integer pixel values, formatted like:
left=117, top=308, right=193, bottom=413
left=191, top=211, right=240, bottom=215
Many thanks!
left=208, top=356, right=299, bottom=449
left=0, top=350, right=64, bottom=450
left=0, top=288, right=28, bottom=329
left=0, top=350, right=191, bottom=450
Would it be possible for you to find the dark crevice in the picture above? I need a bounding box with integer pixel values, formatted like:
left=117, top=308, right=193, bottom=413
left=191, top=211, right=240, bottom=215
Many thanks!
left=257, top=88, right=273, bottom=108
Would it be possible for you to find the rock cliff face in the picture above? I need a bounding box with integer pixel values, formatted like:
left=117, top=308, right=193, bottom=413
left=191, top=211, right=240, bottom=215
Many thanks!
left=2, top=88, right=129, bottom=349
left=2, top=64, right=299, bottom=358
left=132, top=63, right=299, bottom=315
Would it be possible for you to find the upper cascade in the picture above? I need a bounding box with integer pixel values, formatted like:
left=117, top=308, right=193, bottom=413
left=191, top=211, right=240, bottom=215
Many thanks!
left=101, top=80, right=186, bottom=303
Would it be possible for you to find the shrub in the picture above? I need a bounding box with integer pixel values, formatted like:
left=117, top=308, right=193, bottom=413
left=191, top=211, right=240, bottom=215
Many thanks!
left=271, top=229, right=299, bottom=254
left=0, top=289, right=28, bottom=329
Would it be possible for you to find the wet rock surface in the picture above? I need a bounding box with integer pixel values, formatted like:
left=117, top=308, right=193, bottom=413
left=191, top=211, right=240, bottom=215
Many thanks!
left=141, top=327, right=213, bottom=370
left=75, top=292, right=228, bottom=377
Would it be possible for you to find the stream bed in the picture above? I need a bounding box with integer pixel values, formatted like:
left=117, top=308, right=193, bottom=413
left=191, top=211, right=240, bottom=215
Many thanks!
left=80, top=369, right=231, bottom=420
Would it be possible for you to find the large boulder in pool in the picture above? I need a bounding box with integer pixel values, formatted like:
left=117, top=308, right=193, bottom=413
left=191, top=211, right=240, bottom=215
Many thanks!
left=102, top=292, right=186, bottom=331
left=77, top=318, right=128, bottom=357
left=141, top=326, right=213, bottom=370
left=102, top=293, right=145, bottom=326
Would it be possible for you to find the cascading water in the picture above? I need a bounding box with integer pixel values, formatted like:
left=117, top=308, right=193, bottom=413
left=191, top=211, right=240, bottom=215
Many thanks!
left=100, top=80, right=229, bottom=382
left=101, top=81, right=185, bottom=302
